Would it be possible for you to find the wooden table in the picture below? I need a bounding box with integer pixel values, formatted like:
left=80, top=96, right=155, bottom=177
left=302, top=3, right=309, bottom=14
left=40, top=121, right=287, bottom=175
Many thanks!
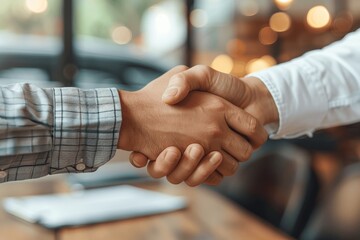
left=0, top=175, right=292, bottom=240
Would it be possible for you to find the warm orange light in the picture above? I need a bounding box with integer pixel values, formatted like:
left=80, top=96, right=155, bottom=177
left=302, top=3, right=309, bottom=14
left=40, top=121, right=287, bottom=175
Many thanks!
left=274, top=0, right=293, bottom=10
left=259, top=27, right=278, bottom=45
left=306, top=5, right=331, bottom=29
left=261, top=55, right=277, bottom=66
left=232, top=61, right=246, bottom=77
left=25, top=0, right=48, bottom=13
left=211, top=55, right=234, bottom=74
left=112, top=26, right=132, bottom=45
left=269, top=12, right=291, bottom=32
left=190, top=9, right=208, bottom=28
left=246, top=56, right=276, bottom=74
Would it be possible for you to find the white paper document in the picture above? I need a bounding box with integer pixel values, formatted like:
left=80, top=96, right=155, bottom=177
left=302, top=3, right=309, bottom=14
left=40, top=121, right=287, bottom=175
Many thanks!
left=3, top=185, right=187, bottom=229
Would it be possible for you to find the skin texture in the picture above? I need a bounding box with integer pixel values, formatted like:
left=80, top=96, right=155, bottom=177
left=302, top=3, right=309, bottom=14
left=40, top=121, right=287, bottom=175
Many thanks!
left=126, top=66, right=273, bottom=186
left=118, top=66, right=266, bottom=164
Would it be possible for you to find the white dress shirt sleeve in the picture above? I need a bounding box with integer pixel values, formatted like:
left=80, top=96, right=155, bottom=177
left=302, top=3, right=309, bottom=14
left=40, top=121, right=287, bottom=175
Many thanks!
left=0, top=83, right=121, bottom=182
left=249, top=28, right=360, bottom=139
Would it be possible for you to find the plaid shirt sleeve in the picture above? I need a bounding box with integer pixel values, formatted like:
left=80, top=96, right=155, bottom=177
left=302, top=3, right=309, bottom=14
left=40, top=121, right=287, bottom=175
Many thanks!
left=0, top=83, right=121, bottom=183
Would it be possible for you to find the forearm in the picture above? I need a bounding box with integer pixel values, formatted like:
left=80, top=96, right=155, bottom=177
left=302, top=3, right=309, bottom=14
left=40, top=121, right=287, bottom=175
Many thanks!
left=249, top=28, right=360, bottom=139
left=0, top=83, right=121, bottom=182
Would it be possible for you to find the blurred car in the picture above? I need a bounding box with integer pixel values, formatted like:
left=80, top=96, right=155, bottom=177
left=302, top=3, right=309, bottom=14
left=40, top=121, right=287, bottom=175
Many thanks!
left=0, top=32, right=169, bottom=89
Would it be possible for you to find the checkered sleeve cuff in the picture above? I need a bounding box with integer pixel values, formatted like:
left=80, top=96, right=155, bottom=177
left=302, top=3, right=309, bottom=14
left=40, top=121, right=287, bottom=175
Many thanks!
left=50, top=88, right=121, bottom=175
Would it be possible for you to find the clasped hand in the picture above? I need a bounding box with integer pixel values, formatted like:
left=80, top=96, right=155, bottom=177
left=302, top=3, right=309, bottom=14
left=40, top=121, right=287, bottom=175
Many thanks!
left=118, top=65, right=275, bottom=186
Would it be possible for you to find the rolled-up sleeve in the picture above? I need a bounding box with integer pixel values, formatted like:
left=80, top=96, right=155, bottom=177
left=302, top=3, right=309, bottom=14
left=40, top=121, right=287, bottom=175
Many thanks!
left=0, top=83, right=121, bottom=182
left=249, top=28, right=360, bottom=139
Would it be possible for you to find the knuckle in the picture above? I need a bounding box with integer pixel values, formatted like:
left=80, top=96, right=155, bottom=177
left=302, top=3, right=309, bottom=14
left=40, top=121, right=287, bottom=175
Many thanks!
left=211, top=99, right=226, bottom=111
left=193, top=65, right=213, bottom=89
left=229, top=161, right=239, bottom=175
left=208, top=125, right=223, bottom=138
left=247, top=115, right=258, bottom=135
left=170, top=72, right=187, bottom=85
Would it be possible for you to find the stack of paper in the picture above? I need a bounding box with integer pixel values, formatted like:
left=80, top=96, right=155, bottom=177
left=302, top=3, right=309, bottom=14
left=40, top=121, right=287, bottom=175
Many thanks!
left=3, top=185, right=187, bottom=229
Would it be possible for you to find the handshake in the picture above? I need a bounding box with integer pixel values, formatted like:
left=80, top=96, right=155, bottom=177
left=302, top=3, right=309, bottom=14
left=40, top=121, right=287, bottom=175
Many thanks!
left=118, top=65, right=279, bottom=187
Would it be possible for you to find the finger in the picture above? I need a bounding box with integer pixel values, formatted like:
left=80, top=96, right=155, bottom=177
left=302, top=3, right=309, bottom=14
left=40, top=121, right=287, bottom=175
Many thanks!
left=147, top=147, right=181, bottom=178
left=129, top=152, right=149, bottom=168
left=221, top=130, right=253, bottom=162
left=217, top=151, right=240, bottom=176
left=162, top=65, right=247, bottom=106
left=184, top=151, right=222, bottom=187
left=225, top=108, right=268, bottom=149
left=166, top=143, right=205, bottom=185
left=205, top=171, right=223, bottom=186
left=162, top=67, right=206, bottom=105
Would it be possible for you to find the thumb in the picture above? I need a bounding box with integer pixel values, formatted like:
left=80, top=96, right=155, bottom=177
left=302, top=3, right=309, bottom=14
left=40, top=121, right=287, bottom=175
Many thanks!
left=162, top=65, right=248, bottom=106
left=162, top=65, right=209, bottom=105
left=129, top=152, right=150, bottom=168
left=161, top=76, right=192, bottom=105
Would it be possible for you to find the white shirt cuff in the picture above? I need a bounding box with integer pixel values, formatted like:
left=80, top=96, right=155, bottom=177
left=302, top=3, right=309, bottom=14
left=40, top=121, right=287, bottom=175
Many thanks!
left=248, top=58, right=329, bottom=139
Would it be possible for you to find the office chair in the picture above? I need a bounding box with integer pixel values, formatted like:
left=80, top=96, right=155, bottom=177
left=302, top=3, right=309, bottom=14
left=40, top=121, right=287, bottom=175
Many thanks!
left=300, top=162, right=360, bottom=240
left=212, top=142, right=319, bottom=238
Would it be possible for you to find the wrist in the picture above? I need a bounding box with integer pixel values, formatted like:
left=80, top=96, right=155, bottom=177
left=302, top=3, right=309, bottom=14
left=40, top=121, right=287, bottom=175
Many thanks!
left=241, top=77, right=279, bottom=125
left=117, top=90, right=141, bottom=151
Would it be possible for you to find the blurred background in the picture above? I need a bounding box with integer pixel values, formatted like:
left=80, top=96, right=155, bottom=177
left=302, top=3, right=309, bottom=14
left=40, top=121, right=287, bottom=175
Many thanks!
left=1, top=0, right=360, bottom=239
left=1, top=0, right=360, bottom=87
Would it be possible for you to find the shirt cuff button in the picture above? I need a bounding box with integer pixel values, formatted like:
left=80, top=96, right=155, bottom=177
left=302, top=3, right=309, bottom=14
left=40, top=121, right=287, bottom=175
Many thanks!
left=76, top=163, right=86, bottom=171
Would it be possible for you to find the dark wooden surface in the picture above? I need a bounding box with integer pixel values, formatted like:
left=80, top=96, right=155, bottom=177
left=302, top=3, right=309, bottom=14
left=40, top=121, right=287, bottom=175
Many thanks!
left=0, top=175, right=292, bottom=240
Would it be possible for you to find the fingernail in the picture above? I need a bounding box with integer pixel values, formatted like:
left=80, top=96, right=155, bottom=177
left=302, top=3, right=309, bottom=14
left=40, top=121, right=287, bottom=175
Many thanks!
left=130, top=157, right=143, bottom=167
left=162, top=87, right=178, bottom=100
left=209, top=152, right=222, bottom=165
left=129, top=152, right=147, bottom=167
left=189, top=146, right=202, bottom=160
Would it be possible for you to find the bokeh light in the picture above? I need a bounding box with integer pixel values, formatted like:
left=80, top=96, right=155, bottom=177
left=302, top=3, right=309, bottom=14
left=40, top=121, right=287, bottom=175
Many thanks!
left=259, top=26, right=278, bottom=45
left=246, top=55, right=276, bottom=74
left=25, top=0, right=48, bottom=14
left=274, top=0, right=293, bottom=10
left=306, top=5, right=331, bottom=29
left=261, top=55, right=277, bottom=66
left=111, top=26, right=132, bottom=45
left=239, top=0, right=259, bottom=17
left=142, top=3, right=186, bottom=55
left=190, top=9, right=208, bottom=28
left=211, top=54, right=234, bottom=74
left=231, top=60, right=246, bottom=77
left=269, top=12, right=292, bottom=32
